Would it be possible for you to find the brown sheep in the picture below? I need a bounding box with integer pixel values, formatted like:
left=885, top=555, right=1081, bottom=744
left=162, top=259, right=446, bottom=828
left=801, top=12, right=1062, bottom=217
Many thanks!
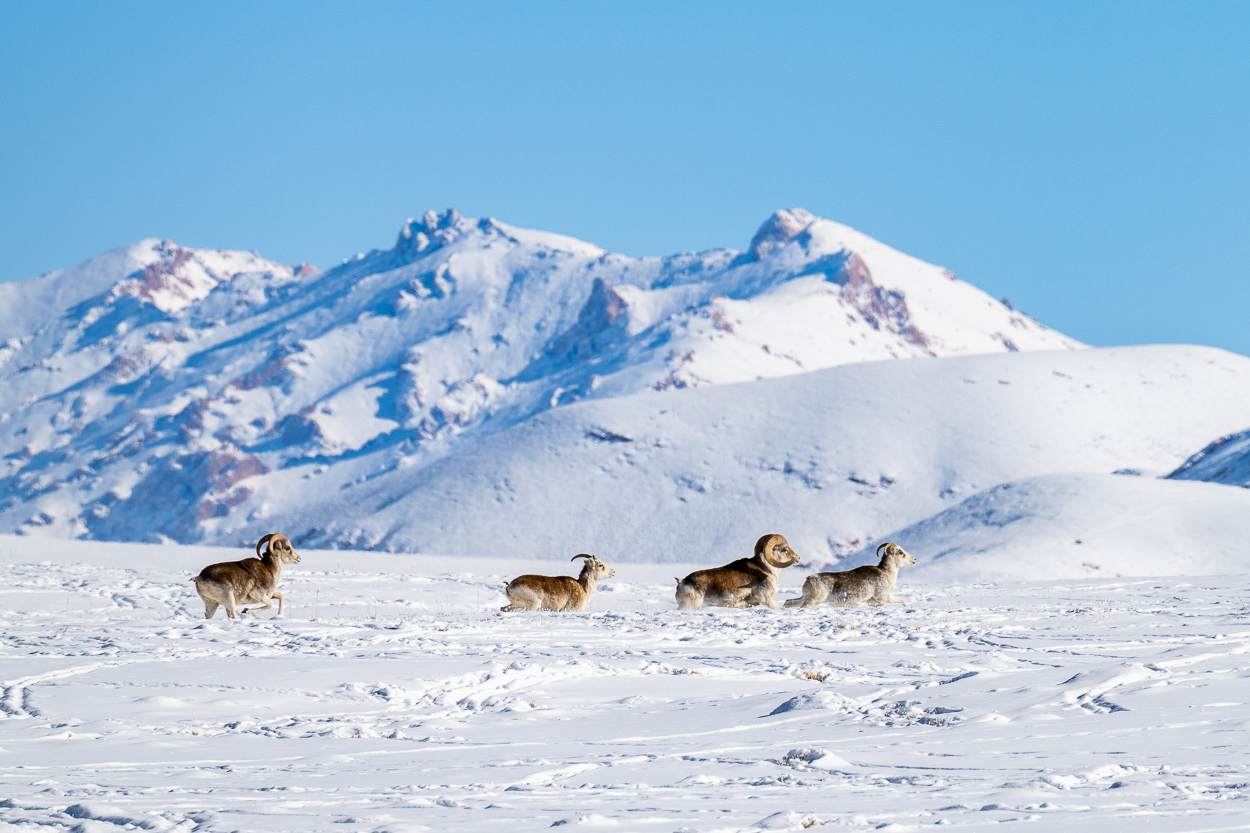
left=675, top=534, right=800, bottom=610
left=501, top=554, right=615, bottom=612
left=192, top=533, right=302, bottom=619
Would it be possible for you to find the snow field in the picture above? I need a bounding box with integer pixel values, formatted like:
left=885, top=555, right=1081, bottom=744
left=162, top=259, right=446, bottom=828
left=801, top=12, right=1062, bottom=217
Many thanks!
left=3, top=539, right=1250, bottom=831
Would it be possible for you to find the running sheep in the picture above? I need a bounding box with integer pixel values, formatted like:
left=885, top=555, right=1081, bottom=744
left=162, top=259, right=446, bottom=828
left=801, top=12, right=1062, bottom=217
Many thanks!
left=501, top=554, right=615, bottom=612
left=192, top=533, right=302, bottom=619
left=675, top=533, right=800, bottom=609
left=783, top=542, right=916, bottom=608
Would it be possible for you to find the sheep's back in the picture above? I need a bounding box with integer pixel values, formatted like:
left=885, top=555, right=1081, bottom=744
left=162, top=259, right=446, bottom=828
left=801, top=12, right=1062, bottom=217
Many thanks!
left=507, top=574, right=585, bottom=610
left=196, top=558, right=274, bottom=593
left=825, top=565, right=890, bottom=601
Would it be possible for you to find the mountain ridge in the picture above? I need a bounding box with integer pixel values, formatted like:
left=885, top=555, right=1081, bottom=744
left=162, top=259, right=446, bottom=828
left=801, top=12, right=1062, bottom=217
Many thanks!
left=0, top=208, right=1079, bottom=546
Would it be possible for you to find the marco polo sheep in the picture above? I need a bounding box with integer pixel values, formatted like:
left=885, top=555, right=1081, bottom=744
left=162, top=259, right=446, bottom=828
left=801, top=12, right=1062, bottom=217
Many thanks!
left=675, top=533, right=800, bottom=609
left=192, top=533, right=301, bottom=619
left=501, top=554, right=615, bottom=612
left=784, top=542, right=916, bottom=608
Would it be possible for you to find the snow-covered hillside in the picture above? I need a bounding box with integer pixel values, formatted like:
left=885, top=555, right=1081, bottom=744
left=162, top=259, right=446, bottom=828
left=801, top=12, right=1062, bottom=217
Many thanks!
left=220, top=344, right=1250, bottom=567
left=0, top=208, right=1077, bottom=545
left=856, top=472, right=1250, bottom=581
left=1166, top=426, right=1250, bottom=487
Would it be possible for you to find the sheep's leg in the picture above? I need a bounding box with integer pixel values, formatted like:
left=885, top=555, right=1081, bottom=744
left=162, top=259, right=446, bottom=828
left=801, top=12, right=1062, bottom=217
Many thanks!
left=792, top=579, right=829, bottom=608
left=502, top=587, right=539, bottom=612
left=203, top=600, right=219, bottom=619
left=271, top=591, right=285, bottom=616
left=224, top=589, right=238, bottom=619
left=240, top=598, right=274, bottom=616
left=675, top=586, right=701, bottom=610
left=886, top=595, right=908, bottom=606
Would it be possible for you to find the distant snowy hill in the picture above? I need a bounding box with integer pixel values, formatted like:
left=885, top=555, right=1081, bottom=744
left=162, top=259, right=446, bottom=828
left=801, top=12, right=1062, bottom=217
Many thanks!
left=0, top=208, right=1077, bottom=546
left=199, top=345, right=1250, bottom=568
left=855, top=472, right=1250, bottom=581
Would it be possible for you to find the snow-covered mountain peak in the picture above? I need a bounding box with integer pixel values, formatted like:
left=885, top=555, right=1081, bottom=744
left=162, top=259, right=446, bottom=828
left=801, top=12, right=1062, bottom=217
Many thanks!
left=748, top=207, right=818, bottom=259
left=395, top=208, right=470, bottom=258
left=0, top=209, right=1081, bottom=545
left=109, top=238, right=299, bottom=314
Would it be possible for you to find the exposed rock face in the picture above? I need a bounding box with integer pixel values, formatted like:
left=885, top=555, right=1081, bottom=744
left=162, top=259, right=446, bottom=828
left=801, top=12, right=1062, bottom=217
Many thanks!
left=829, top=253, right=930, bottom=351
left=749, top=208, right=817, bottom=260
left=548, top=278, right=631, bottom=362
left=85, top=445, right=268, bottom=541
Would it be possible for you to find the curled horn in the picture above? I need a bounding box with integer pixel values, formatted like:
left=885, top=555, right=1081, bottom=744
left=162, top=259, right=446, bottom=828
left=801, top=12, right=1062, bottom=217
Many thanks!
left=257, top=533, right=291, bottom=557
left=876, top=542, right=893, bottom=557
left=571, top=554, right=594, bottom=562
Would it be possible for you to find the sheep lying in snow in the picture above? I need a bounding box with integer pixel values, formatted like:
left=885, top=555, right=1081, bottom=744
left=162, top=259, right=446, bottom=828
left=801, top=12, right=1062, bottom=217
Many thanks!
left=192, top=533, right=301, bottom=619
left=675, top=533, right=800, bottom=609
left=784, top=542, right=916, bottom=608
left=501, top=554, right=615, bottom=612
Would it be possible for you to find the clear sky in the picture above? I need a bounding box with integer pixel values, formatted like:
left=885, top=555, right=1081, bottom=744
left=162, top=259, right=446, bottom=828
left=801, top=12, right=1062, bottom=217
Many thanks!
left=2, top=1, right=1248, bottom=353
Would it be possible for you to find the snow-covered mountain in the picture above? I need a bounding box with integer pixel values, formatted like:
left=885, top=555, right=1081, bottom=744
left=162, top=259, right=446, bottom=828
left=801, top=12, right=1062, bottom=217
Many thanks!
left=0, top=208, right=1078, bottom=546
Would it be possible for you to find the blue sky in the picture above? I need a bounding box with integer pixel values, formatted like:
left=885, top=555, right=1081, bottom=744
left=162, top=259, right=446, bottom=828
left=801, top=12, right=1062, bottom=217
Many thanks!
left=1, top=1, right=1248, bottom=353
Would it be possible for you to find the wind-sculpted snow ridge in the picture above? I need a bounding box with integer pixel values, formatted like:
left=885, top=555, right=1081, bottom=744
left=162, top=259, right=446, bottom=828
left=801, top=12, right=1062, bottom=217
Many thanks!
left=1166, top=426, right=1250, bottom=488
left=0, top=208, right=1077, bottom=545
left=4, top=538, right=1250, bottom=832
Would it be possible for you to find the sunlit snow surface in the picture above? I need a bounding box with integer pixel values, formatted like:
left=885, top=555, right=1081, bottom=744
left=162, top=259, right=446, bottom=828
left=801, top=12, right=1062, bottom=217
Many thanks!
left=4, top=539, right=1250, bottom=831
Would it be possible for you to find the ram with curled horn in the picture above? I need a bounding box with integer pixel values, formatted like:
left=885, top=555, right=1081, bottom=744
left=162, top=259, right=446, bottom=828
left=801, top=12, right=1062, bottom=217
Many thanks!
left=191, top=533, right=302, bottom=619
left=675, top=533, right=800, bottom=610
left=783, top=542, right=916, bottom=608
left=501, top=554, right=615, bottom=612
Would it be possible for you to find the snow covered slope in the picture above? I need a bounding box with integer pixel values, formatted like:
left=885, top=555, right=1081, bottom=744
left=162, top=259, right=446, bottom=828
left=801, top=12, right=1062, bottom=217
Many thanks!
left=1166, top=426, right=1250, bottom=487
left=853, top=472, right=1250, bottom=581
left=218, top=345, right=1250, bottom=567
left=0, top=208, right=1077, bottom=544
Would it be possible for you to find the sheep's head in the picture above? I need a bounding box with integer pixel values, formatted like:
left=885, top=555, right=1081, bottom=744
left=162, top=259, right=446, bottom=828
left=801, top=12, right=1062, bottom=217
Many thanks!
left=756, top=533, right=800, bottom=569
left=876, top=542, right=916, bottom=568
left=571, top=553, right=614, bottom=580
left=257, top=533, right=301, bottom=565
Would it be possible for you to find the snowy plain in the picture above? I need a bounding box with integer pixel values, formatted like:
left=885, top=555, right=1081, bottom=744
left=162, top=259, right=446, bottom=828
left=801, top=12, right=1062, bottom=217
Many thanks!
left=4, top=536, right=1250, bottom=832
